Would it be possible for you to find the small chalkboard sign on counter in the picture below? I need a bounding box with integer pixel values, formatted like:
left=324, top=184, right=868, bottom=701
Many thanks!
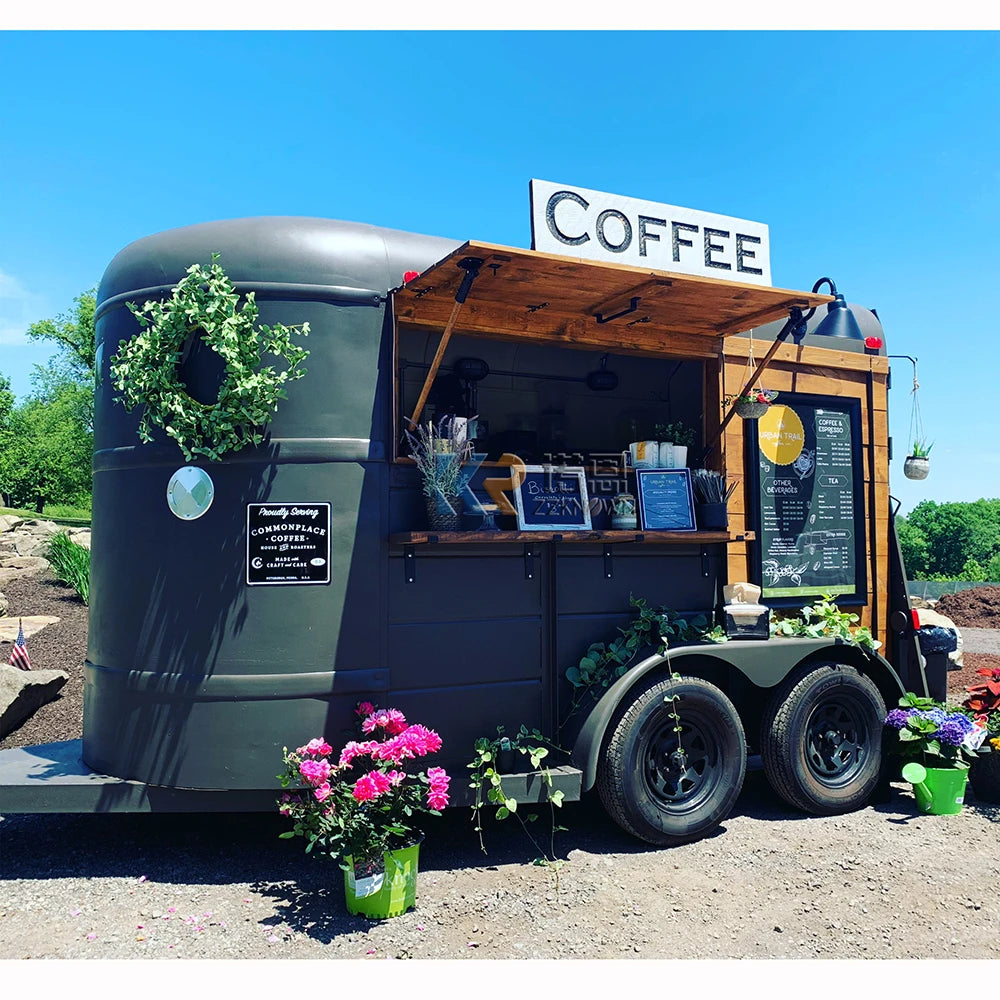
left=635, top=469, right=697, bottom=531
left=514, top=465, right=592, bottom=531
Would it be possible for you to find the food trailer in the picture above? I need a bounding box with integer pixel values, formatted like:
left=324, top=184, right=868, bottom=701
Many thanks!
left=0, top=182, right=931, bottom=846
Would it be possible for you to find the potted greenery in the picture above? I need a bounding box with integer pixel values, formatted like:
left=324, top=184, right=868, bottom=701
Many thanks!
left=884, top=695, right=986, bottom=814
left=654, top=420, right=697, bottom=467
left=903, top=439, right=933, bottom=480
left=960, top=666, right=1000, bottom=803
left=725, top=389, right=778, bottom=420
left=403, top=416, right=476, bottom=530
left=278, top=703, right=450, bottom=918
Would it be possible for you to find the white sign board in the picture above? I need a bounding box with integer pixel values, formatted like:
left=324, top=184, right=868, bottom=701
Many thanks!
left=529, top=179, right=771, bottom=286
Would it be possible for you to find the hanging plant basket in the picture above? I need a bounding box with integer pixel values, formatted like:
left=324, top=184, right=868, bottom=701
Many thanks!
left=904, top=456, right=930, bottom=481
left=734, top=399, right=769, bottom=420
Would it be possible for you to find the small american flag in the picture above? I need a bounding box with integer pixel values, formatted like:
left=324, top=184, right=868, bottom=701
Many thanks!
left=9, top=619, right=30, bottom=671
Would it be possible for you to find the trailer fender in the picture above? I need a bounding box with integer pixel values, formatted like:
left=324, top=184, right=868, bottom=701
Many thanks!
left=571, top=637, right=904, bottom=793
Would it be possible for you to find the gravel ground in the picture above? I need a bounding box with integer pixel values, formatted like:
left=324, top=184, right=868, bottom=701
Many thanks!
left=1, top=571, right=999, bottom=968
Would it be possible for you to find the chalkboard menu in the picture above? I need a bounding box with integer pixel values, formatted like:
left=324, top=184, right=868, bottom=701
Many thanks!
left=750, top=395, right=866, bottom=603
left=514, top=466, right=592, bottom=530
left=635, top=469, right=697, bottom=531
left=246, top=502, right=331, bottom=585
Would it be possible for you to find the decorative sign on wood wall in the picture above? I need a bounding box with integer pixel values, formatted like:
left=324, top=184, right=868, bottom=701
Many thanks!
left=748, top=395, right=867, bottom=604
left=514, top=466, right=592, bottom=531
left=529, top=178, right=772, bottom=285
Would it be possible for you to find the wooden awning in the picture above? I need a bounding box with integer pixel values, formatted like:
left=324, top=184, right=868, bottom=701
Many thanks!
left=393, top=240, right=832, bottom=360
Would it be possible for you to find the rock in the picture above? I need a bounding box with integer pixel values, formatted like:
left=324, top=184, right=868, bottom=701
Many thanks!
left=12, top=521, right=60, bottom=559
left=0, top=589, right=6, bottom=616
left=0, top=615, right=61, bottom=642
left=0, top=664, right=69, bottom=740
left=0, top=514, right=25, bottom=533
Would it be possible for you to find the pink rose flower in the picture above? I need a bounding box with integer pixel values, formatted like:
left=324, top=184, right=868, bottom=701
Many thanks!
left=339, top=740, right=381, bottom=768
left=314, top=782, right=332, bottom=803
left=355, top=701, right=377, bottom=717
left=298, top=757, right=332, bottom=786
left=352, top=770, right=392, bottom=802
left=361, top=708, right=408, bottom=736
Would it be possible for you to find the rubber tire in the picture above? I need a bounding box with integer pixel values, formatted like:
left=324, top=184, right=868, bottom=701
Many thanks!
left=760, top=662, right=886, bottom=816
left=597, top=674, right=747, bottom=847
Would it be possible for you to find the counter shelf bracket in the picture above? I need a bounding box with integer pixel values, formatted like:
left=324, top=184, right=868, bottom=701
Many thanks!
left=404, top=545, right=416, bottom=584
left=603, top=544, right=614, bottom=579
left=701, top=546, right=711, bottom=579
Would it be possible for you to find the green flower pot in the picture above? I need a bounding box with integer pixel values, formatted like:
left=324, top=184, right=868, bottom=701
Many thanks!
left=902, top=762, right=969, bottom=815
left=344, top=843, right=420, bottom=919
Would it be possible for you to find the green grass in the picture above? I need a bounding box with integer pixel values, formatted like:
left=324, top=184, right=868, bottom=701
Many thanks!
left=1, top=504, right=91, bottom=526
left=46, top=531, right=91, bottom=604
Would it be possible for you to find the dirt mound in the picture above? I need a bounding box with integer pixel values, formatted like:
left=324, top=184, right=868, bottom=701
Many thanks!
left=936, top=586, right=1000, bottom=628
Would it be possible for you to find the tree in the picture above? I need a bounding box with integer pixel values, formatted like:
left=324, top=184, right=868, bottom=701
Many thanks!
left=25, top=287, right=96, bottom=427
left=0, top=373, right=15, bottom=507
left=896, top=518, right=930, bottom=578
left=0, top=385, right=93, bottom=513
left=906, top=499, right=1000, bottom=578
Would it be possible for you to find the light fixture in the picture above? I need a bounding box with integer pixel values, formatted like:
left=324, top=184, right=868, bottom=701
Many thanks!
left=585, top=354, right=619, bottom=392
left=810, top=277, right=864, bottom=340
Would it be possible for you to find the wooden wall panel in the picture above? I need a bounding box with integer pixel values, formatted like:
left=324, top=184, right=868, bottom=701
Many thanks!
left=720, top=345, right=892, bottom=648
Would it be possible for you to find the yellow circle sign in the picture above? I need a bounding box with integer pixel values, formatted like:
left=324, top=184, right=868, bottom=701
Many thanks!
left=758, top=405, right=805, bottom=466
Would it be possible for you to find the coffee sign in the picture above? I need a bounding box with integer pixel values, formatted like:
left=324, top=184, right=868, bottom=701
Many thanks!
left=246, top=502, right=331, bottom=586
left=529, top=179, right=771, bottom=286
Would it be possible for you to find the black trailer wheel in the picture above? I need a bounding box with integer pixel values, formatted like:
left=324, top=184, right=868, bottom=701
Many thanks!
left=597, top=674, right=747, bottom=846
left=760, top=662, right=886, bottom=816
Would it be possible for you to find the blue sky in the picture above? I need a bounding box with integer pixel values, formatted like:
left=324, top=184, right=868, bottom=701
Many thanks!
left=0, top=28, right=997, bottom=515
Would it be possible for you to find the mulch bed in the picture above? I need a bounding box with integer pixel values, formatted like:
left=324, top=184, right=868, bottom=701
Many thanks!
left=0, top=571, right=993, bottom=752
left=0, top=570, right=89, bottom=750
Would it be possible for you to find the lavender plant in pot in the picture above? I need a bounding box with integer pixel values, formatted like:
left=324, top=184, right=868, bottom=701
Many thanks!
left=404, top=416, right=476, bottom=530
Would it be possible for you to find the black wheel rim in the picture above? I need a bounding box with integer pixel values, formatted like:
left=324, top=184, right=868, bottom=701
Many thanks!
left=804, top=695, right=871, bottom=787
left=642, top=709, right=721, bottom=814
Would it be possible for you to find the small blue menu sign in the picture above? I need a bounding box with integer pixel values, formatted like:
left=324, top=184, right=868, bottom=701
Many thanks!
left=246, top=502, right=331, bottom=585
left=635, top=469, right=697, bottom=531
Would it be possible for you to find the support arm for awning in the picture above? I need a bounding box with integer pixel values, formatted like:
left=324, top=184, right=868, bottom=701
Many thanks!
left=702, top=307, right=807, bottom=462
left=407, top=256, right=484, bottom=428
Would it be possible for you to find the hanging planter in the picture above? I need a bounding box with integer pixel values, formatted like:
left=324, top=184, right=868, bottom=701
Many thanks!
left=903, top=454, right=931, bottom=481
left=729, top=390, right=778, bottom=420
left=901, top=358, right=933, bottom=482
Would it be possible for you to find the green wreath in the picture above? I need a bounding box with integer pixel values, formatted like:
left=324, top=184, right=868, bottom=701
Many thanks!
left=110, top=254, right=310, bottom=462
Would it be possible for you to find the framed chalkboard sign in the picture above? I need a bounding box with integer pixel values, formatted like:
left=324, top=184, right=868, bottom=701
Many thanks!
left=747, top=393, right=867, bottom=605
left=635, top=469, right=697, bottom=531
left=514, top=466, right=592, bottom=531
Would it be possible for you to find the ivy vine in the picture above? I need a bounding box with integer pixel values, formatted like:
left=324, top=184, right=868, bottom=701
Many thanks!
left=110, top=254, right=310, bottom=462
left=564, top=595, right=727, bottom=716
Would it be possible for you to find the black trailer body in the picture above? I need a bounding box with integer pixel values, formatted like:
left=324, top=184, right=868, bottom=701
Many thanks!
left=0, top=216, right=929, bottom=845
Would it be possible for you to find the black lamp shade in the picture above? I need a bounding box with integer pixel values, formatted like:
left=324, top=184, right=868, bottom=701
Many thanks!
left=814, top=294, right=864, bottom=340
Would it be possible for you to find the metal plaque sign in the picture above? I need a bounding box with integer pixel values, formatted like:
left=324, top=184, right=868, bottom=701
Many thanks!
left=529, top=178, right=771, bottom=285
left=246, top=502, right=331, bottom=586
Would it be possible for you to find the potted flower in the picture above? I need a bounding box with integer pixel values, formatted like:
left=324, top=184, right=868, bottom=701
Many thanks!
left=725, top=389, right=778, bottom=420
left=961, top=666, right=1000, bottom=803
left=884, top=695, right=986, bottom=814
left=903, top=439, right=933, bottom=480
left=278, top=703, right=450, bottom=918
left=404, top=416, right=475, bottom=530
